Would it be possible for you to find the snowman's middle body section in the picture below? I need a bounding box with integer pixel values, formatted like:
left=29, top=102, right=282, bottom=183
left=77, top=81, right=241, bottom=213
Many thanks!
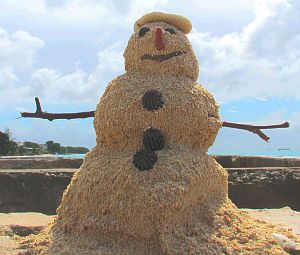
left=94, top=72, right=221, bottom=153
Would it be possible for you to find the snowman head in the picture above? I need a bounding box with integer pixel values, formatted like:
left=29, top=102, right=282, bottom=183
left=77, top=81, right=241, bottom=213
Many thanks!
left=124, top=12, right=199, bottom=81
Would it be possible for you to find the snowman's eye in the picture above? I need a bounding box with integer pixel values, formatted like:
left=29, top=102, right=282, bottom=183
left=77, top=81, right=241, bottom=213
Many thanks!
left=139, top=27, right=150, bottom=37
left=165, top=28, right=176, bottom=34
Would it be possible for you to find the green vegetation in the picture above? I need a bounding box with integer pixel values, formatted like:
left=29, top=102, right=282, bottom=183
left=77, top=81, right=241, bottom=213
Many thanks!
left=0, top=129, right=89, bottom=156
left=0, top=131, right=10, bottom=155
left=0, top=129, right=18, bottom=155
left=46, top=140, right=89, bottom=154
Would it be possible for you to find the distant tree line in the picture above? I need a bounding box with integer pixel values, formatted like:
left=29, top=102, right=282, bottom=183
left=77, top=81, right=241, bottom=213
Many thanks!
left=0, top=129, right=89, bottom=156
left=46, top=140, right=89, bottom=154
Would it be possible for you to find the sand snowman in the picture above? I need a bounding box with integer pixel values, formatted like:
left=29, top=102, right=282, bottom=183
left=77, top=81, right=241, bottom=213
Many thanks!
left=42, top=12, right=297, bottom=255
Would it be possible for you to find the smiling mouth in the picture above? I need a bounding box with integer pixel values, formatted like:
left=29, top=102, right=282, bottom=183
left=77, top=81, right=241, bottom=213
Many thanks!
left=141, top=51, right=186, bottom=62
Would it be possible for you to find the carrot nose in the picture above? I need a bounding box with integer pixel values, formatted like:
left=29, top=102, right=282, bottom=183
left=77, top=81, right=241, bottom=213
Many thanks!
left=155, top=27, right=165, bottom=51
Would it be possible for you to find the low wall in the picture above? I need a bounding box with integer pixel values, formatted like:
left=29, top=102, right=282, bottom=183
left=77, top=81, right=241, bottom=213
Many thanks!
left=0, top=156, right=300, bottom=215
left=228, top=167, right=300, bottom=210
left=0, top=169, right=74, bottom=214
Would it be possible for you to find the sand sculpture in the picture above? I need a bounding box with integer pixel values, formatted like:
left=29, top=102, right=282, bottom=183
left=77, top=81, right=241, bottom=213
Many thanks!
left=22, top=12, right=298, bottom=255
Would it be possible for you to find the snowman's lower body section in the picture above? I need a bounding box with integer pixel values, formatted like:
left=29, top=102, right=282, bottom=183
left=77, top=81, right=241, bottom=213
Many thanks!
left=46, top=146, right=291, bottom=255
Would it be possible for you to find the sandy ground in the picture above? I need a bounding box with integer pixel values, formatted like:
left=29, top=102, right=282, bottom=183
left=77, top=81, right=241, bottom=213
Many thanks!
left=0, top=213, right=55, bottom=255
left=0, top=235, right=19, bottom=255
left=242, top=207, right=300, bottom=237
left=0, top=209, right=299, bottom=254
left=0, top=212, right=56, bottom=227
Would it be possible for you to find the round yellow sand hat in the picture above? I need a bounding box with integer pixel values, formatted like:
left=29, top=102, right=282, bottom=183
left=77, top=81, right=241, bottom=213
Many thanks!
left=134, top=12, right=192, bottom=34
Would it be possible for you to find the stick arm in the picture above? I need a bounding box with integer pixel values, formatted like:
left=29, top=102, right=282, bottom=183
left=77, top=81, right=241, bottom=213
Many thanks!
left=20, top=97, right=95, bottom=121
left=222, top=121, right=290, bottom=142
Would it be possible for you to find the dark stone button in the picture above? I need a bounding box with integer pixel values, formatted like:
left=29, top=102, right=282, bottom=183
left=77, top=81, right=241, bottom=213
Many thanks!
left=133, top=149, right=158, bottom=171
left=143, top=127, right=165, bottom=151
left=142, top=90, right=164, bottom=111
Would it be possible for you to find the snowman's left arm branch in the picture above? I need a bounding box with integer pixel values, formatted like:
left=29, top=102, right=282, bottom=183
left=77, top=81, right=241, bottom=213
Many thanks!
left=20, top=97, right=95, bottom=121
left=221, top=121, right=290, bottom=142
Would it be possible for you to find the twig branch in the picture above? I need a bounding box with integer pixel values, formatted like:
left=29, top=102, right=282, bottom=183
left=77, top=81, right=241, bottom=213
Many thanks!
left=21, top=97, right=95, bottom=121
left=222, top=121, right=290, bottom=142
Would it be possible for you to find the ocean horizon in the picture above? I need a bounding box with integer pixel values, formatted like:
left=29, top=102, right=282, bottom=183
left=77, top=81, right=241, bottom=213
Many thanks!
left=59, top=150, right=300, bottom=159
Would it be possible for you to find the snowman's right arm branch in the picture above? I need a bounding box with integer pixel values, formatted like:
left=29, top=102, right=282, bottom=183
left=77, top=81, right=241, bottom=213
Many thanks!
left=222, top=121, right=290, bottom=142
left=20, top=97, right=95, bottom=121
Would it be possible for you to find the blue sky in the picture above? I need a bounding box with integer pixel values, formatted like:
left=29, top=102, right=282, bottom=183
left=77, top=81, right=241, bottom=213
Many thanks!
left=0, top=0, right=299, bottom=153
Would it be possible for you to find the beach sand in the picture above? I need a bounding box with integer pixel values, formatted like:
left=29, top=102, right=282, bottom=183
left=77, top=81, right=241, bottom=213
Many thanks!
left=0, top=208, right=299, bottom=254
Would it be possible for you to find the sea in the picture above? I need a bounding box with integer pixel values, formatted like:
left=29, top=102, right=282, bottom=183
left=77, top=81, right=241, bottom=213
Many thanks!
left=59, top=150, right=300, bottom=159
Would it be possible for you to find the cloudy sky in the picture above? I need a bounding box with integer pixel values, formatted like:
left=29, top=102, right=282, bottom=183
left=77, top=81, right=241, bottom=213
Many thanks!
left=0, top=0, right=299, bottom=154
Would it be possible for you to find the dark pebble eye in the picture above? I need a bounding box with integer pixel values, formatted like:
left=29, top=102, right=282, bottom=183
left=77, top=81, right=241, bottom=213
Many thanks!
left=139, top=27, right=150, bottom=37
left=165, top=28, right=175, bottom=34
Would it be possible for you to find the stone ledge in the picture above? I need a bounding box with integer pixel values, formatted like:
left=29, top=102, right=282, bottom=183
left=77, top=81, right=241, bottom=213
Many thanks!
left=228, top=167, right=300, bottom=185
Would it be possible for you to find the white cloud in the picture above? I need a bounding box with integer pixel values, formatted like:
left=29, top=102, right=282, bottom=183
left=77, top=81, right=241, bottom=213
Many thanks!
left=192, top=0, right=257, bottom=11
left=0, top=0, right=47, bottom=15
left=24, top=67, right=88, bottom=102
left=189, top=0, right=300, bottom=102
left=0, top=0, right=170, bottom=27
left=261, top=108, right=288, bottom=124
left=125, top=0, right=168, bottom=24
left=0, top=66, right=18, bottom=88
left=0, top=27, right=44, bottom=70
left=0, top=0, right=114, bottom=24
left=262, top=109, right=300, bottom=130
left=51, top=0, right=116, bottom=23
left=20, top=43, right=124, bottom=103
